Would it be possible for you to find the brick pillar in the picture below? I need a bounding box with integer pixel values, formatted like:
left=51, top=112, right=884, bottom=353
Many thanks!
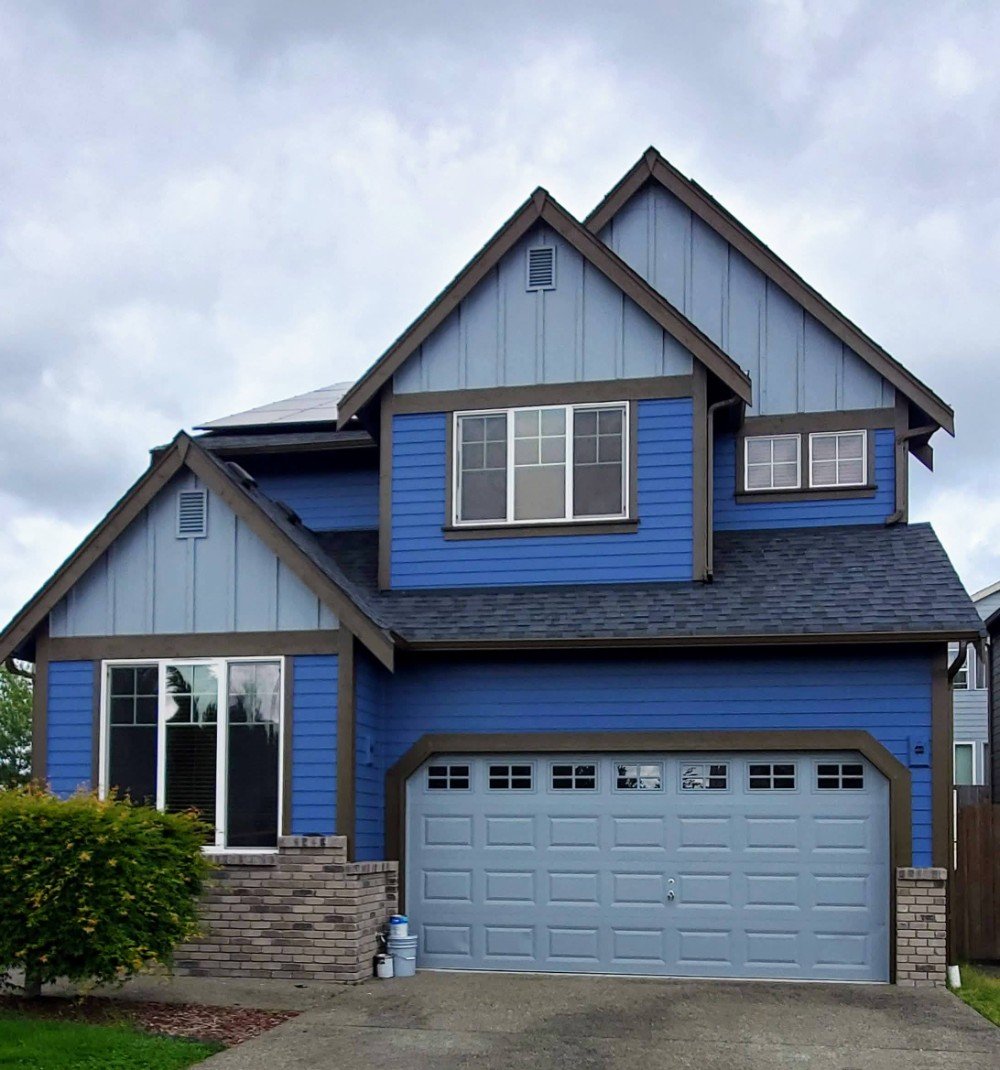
left=175, top=835, right=398, bottom=982
left=895, top=867, right=947, bottom=986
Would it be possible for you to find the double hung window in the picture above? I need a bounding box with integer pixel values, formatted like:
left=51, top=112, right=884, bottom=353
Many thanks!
left=455, top=403, right=627, bottom=525
left=103, top=658, right=283, bottom=849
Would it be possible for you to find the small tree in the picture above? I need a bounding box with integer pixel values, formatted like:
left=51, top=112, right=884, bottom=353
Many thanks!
left=0, top=663, right=32, bottom=789
left=0, top=787, right=213, bottom=996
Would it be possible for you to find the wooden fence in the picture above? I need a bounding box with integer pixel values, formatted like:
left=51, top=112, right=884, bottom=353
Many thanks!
left=952, top=786, right=1000, bottom=962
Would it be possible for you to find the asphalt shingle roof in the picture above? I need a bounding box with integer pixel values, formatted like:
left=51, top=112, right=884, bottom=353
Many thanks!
left=307, top=522, right=984, bottom=647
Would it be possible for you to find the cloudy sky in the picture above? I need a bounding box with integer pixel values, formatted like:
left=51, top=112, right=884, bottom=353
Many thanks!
left=1, top=0, right=997, bottom=622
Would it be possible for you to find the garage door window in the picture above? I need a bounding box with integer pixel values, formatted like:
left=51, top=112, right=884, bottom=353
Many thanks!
left=550, top=763, right=597, bottom=790
left=748, top=763, right=797, bottom=790
left=427, top=764, right=470, bottom=790
left=488, top=763, right=533, bottom=790
left=816, top=762, right=864, bottom=790
left=680, top=762, right=728, bottom=790
left=615, top=762, right=663, bottom=790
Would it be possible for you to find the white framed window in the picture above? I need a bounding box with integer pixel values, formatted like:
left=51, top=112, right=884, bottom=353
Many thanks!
left=427, top=764, right=470, bottom=790
left=615, top=762, right=663, bottom=791
left=816, top=761, right=865, bottom=790
left=747, top=762, right=797, bottom=790
left=744, top=434, right=801, bottom=491
left=949, top=644, right=987, bottom=690
left=100, top=657, right=283, bottom=851
left=488, top=763, right=534, bottom=790
left=680, top=762, right=729, bottom=791
left=550, top=762, right=597, bottom=791
left=953, top=743, right=988, bottom=786
left=454, top=402, right=628, bottom=526
left=809, top=431, right=867, bottom=488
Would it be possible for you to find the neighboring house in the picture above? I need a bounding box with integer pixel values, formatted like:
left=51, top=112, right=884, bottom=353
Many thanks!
left=951, top=581, right=999, bottom=787
left=0, top=148, right=984, bottom=987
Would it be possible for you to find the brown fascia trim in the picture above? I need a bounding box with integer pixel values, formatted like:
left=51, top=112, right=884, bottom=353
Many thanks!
left=281, top=656, right=295, bottom=837
left=195, top=430, right=376, bottom=457
left=378, top=385, right=393, bottom=590
left=397, top=630, right=983, bottom=654
left=385, top=728, right=913, bottom=915
left=335, top=628, right=356, bottom=858
left=742, top=408, right=896, bottom=434
left=931, top=645, right=952, bottom=876
left=386, top=375, right=695, bottom=414
left=336, top=189, right=750, bottom=428
left=585, top=148, right=954, bottom=435
left=30, top=621, right=49, bottom=784
left=0, top=433, right=395, bottom=674
left=46, top=630, right=339, bottom=661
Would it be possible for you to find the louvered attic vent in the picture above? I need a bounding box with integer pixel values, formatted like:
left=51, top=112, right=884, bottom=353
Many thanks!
left=526, top=245, right=556, bottom=291
left=176, top=489, right=208, bottom=538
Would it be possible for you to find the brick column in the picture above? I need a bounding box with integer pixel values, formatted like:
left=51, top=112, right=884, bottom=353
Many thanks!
left=895, top=867, right=947, bottom=986
left=175, top=836, right=398, bottom=982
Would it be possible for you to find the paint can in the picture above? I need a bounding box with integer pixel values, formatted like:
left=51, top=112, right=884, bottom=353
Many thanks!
left=375, top=953, right=394, bottom=979
left=389, top=914, right=409, bottom=938
left=387, top=934, right=418, bottom=978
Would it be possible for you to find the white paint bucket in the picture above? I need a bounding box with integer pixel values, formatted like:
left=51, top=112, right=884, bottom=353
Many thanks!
left=388, top=934, right=418, bottom=978
left=375, top=953, right=394, bottom=979
left=389, top=914, right=409, bottom=938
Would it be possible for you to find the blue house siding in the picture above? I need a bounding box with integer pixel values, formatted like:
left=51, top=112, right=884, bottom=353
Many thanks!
left=354, top=648, right=385, bottom=861
left=290, top=654, right=338, bottom=835
left=390, top=397, right=694, bottom=588
left=46, top=660, right=94, bottom=796
left=359, top=649, right=933, bottom=865
left=713, top=428, right=896, bottom=530
left=254, top=466, right=378, bottom=532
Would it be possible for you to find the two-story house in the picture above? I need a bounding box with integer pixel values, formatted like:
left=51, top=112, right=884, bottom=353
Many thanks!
left=951, top=582, right=998, bottom=787
left=1, top=149, right=984, bottom=987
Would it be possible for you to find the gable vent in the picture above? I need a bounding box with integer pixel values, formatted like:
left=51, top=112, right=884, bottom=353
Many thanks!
left=176, top=489, right=208, bottom=538
left=526, top=245, right=556, bottom=291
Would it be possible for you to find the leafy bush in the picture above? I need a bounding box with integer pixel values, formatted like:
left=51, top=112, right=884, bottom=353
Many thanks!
left=0, top=788, right=213, bottom=994
left=0, top=665, right=32, bottom=789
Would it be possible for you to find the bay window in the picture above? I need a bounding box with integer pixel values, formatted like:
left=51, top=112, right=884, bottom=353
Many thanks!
left=454, top=402, right=628, bottom=525
left=102, top=657, right=283, bottom=849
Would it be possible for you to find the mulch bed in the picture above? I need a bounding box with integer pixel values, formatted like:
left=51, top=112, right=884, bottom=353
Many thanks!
left=0, top=995, right=297, bottom=1046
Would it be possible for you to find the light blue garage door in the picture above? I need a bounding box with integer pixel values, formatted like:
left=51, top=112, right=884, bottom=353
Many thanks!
left=406, top=752, right=890, bottom=981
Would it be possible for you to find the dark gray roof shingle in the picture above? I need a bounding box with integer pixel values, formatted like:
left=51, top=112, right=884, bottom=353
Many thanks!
left=313, top=523, right=984, bottom=647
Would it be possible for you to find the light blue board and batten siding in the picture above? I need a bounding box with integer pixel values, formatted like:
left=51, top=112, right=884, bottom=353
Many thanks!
left=390, top=397, right=693, bottom=589
left=253, top=466, right=378, bottom=532
left=713, top=428, right=896, bottom=530
left=353, top=648, right=935, bottom=867
left=48, top=471, right=338, bottom=638
left=393, top=226, right=693, bottom=394
left=599, top=184, right=895, bottom=416
left=44, top=656, right=339, bottom=837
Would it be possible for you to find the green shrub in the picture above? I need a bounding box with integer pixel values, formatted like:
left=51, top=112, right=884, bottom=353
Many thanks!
left=0, top=787, right=213, bottom=993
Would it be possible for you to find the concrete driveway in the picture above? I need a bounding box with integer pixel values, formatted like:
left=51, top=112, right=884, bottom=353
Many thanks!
left=200, top=971, right=1000, bottom=1070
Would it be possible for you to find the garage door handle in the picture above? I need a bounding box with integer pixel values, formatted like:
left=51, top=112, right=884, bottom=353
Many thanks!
left=666, top=890, right=675, bottom=901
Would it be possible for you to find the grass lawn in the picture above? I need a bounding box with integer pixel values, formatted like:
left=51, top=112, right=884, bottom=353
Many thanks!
left=0, top=1011, right=222, bottom=1069
left=952, top=964, right=1000, bottom=1027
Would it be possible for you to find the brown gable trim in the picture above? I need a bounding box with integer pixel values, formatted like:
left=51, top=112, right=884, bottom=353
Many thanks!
left=0, top=434, right=395, bottom=674
left=30, top=622, right=49, bottom=784
left=183, top=440, right=395, bottom=672
left=585, top=148, right=954, bottom=435
left=336, top=190, right=750, bottom=428
left=0, top=440, right=190, bottom=667
left=335, top=628, right=356, bottom=858
left=385, top=729, right=913, bottom=925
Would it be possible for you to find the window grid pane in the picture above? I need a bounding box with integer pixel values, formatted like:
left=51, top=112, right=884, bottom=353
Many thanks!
left=680, top=762, right=728, bottom=791
left=615, top=762, right=662, bottom=791
left=810, top=431, right=866, bottom=488
left=745, top=435, right=800, bottom=491
left=573, top=404, right=626, bottom=518
left=748, top=762, right=797, bottom=790
left=488, top=763, right=533, bottom=790
left=513, top=407, right=566, bottom=521
left=816, top=762, right=865, bottom=790
left=551, top=763, right=597, bottom=790
left=427, top=764, right=470, bottom=790
left=457, top=413, right=508, bottom=522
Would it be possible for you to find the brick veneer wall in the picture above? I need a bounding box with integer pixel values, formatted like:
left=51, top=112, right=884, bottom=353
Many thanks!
left=896, top=867, right=948, bottom=986
left=175, top=835, right=398, bottom=981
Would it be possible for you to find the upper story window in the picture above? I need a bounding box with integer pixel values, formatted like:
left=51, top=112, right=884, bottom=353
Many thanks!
left=949, top=643, right=987, bottom=690
left=809, top=431, right=866, bottom=488
left=454, top=402, right=628, bottom=526
left=102, top=657, right=283, bottom=850
left=744, top=434, right=800, bottom=491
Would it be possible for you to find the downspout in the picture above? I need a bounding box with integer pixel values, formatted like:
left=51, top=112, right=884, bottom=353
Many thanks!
left=947, top=641, right=969, bottom=683
left=705, top=396, right=742, bottom=581
left=886, top=423, right=939, bottom=526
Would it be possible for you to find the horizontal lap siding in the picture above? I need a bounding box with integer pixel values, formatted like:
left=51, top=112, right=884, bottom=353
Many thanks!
left=363, top=649, right=933, bottom=864
left=713, top=428, right=895, bottom=530
left=291, top=655, right=337, bottom=835
left=47, top=661, right=94, bottom=796
left=953, top=689, right=989, bottom=745
left=390, top=398, right=693, bottom=588
left=254, top=467, right=378, bottom=531
left=354, top=649, right=386, bottom=861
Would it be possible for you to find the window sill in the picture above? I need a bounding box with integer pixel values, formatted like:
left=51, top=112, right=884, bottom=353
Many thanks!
left=443, top=518, right=639, bottom=540
left=735, top=484, right=877, bottom=504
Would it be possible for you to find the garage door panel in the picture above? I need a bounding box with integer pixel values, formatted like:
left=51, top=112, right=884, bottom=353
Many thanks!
left=407, top=752, right=889, bottom=981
